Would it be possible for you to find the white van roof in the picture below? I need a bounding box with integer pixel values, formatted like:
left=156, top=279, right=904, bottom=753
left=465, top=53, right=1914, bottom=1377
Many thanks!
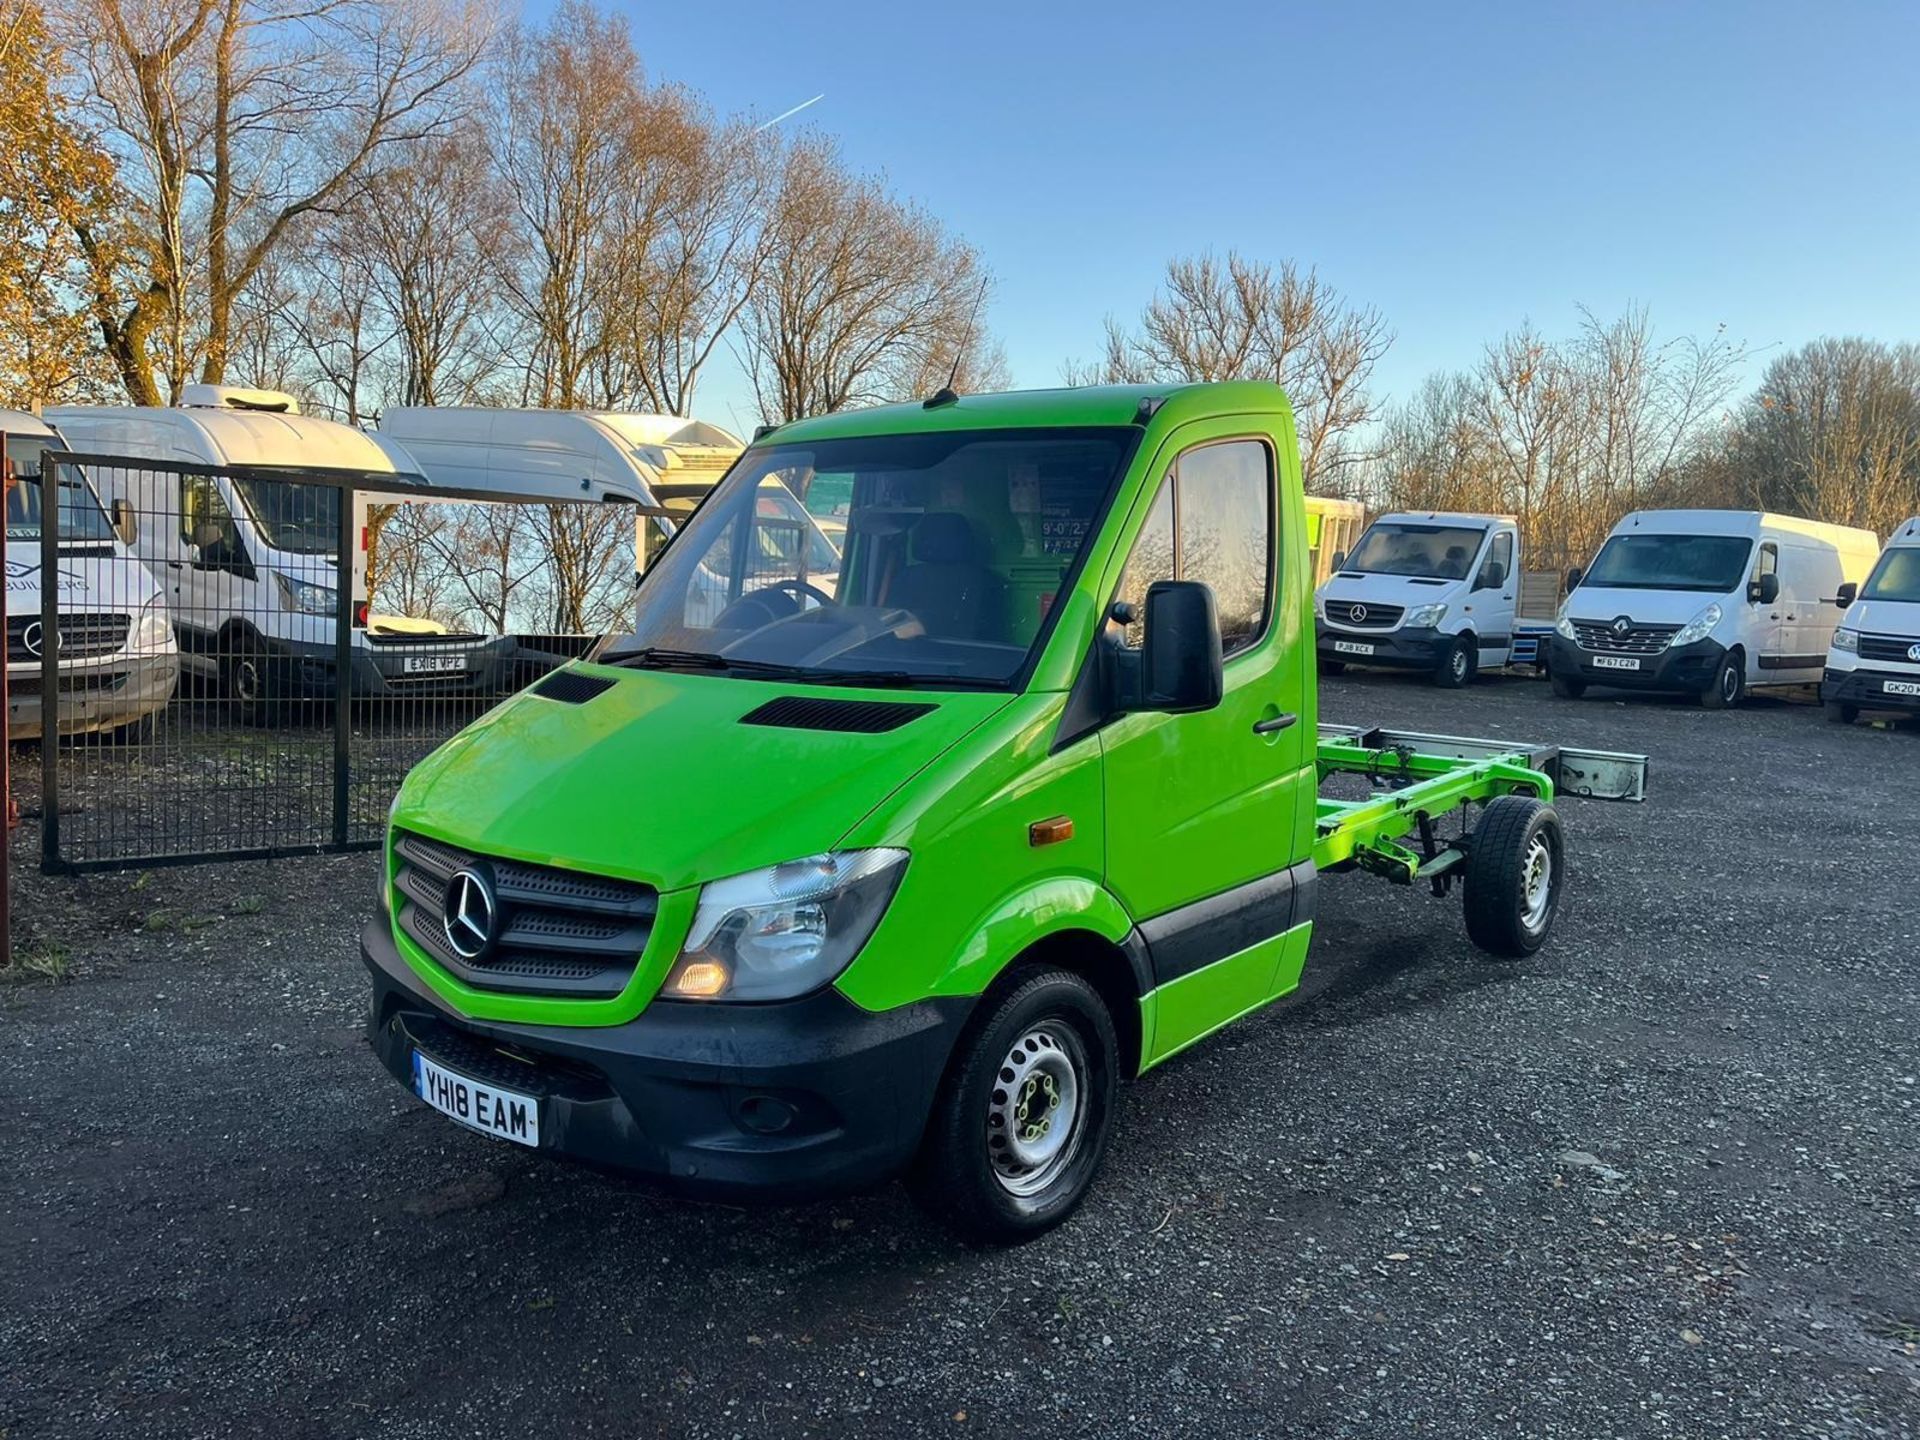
left=1374, top=510, right=1515, bottom=528
left=44, top=403, right=423, bottom=476
left=1611, top=508, right=1880, bottom=548
left=0, top=409, right=59, bottom=441
left=1887, top=515, right=1920, bottom=546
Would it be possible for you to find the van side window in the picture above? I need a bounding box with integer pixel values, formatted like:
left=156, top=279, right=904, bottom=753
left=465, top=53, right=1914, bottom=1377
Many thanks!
left=1478, top=532, right=1513, bottom=590
left=1756, top=542, right=1778, bottom=581
left=1111, top=439, right=1275, bottom=657
left=181, top=474, right=241, bottom=561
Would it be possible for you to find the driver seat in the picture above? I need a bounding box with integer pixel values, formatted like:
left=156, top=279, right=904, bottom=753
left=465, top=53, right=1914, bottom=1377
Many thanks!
left=888, top=513, right=1006, bottom=642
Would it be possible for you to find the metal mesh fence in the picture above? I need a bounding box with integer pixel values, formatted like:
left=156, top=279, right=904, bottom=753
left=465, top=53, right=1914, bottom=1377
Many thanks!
left=24, top=451, right=642, bottom=872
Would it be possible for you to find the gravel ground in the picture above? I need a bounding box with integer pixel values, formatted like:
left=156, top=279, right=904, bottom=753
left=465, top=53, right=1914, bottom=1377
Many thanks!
left=3, top=674, right=1917, bottom=1439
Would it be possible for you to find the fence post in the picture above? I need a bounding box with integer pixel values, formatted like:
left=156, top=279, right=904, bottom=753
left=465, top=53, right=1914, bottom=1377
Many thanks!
left=332, top=479, right=353, bottom=847
left=39, top=461, right=60, bottom=872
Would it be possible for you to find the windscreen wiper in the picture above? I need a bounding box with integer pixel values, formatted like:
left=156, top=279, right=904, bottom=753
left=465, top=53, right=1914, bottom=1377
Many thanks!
left=797, top=668, right=1007, bottom=691
left=603, top=647, right=810, bottom=680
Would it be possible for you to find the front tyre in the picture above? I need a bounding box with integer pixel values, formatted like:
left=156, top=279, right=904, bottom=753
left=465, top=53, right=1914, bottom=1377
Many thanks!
left=1463, top=795, right=1565, bottom=957
left=1826, top=700, right=1858, bottom=725
left=911, top=968, right=1118, bottom=1244
left=1550, top=671, right=1587, bottom=700
left=1433, top=635, right=1476, bottom=689
left=1699, top=650, right=1745, bottom=709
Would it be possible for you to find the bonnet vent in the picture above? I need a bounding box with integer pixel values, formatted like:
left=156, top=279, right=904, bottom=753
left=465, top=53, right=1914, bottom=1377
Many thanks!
left=739, top=696, right=935, bottom=734
left=533, top=670, right=616, bottom=705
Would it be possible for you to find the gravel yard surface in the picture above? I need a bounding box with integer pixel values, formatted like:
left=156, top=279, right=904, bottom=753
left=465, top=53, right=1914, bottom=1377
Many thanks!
left=3, top=674, right=1917, bottom=1438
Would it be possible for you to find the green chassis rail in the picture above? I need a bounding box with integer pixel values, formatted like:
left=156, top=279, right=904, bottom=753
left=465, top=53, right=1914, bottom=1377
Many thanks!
left=1313, top=724, right=1647, bottom=885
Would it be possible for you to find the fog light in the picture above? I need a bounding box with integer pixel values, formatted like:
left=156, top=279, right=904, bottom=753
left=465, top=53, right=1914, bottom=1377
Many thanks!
left=735, top=1094, right=796, bottom=1135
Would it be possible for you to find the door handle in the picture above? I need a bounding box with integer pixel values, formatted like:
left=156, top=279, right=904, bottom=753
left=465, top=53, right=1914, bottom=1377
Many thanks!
left=1253, top=713, right=1298, bottom=735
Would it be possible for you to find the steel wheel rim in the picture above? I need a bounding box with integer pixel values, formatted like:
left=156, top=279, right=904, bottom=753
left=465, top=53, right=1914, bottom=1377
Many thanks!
left=1452, top=648, right=1469, bottom=681
left=1520, top=835, right=1554, bottom=932
left=1722, top=666, right=1739, bottom=702
left=986, top=1024, right=1087, bottom=1198
left=233, top=657, right=262, bottom=702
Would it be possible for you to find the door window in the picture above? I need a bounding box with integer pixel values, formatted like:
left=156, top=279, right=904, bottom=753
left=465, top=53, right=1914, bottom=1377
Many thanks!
left=1478, top=532, right=1513, bottom=590
left=181, top=475, right=244, bottom=567
left=1112, top=439, right=1274, bottom=657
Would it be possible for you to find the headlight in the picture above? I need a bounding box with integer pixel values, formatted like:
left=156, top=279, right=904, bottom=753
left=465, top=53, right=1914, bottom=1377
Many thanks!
left=130, top=595, right=172, bottom=652
left=1405, top=602, right=1448, bottom=628
left=1555, top=612, right=1577, bottom=641
left=1312, top=592, right=1325, bottom=622
left=662, top=849, right=908, bottom=1002
left=276, top=574, right=338, bottom=616
left=1670, top=603, right=1723, bottom=648
left=1832, top=627, right=1859, bottom=653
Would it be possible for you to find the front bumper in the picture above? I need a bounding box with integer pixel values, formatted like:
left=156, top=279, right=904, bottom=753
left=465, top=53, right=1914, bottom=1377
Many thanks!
left=362, top=919, right=969, bottom=1201
left=1547, top=635, right=1727, bottom=694
left=5, top=652, right=180, bottom=740
left=1823, top=667, right=1920, bottom=714
left=1316, top=623, right=1449, bottom=669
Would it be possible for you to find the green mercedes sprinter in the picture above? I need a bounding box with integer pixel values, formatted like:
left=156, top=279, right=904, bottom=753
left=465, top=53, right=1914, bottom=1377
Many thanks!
left=363, top=382, right=1639, bottom=1240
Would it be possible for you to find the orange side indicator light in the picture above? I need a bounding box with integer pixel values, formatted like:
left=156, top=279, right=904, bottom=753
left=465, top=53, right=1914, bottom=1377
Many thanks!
left=1029, top=816, right=1074, bottom=847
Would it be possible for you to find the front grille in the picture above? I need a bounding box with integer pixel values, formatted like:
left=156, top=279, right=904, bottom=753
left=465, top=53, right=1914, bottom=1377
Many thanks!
left=1570, top=619, right=1681, bottom=655
left=7, top=612, right=131, bottom=663
left=391, top=828, right=657, bottom=998
left=1322, top=601, right=1404, bottom=630
left=1857, top=633, right=1920, bottom=664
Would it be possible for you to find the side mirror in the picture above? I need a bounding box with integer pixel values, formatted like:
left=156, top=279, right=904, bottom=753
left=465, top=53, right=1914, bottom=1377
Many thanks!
left=1139, top=580, right=1223, bottom=714
left=110, top=497, right=138, bottom=546
left=1565, top=565, right=1583, bottom=594
left=1329, top=550, right=1347, bottom=573
left=1835, top=581, right=1857, bottom=609
left=193, top=521, right=224, bottom=550
left=1752, top=573, right=1780, bottom=606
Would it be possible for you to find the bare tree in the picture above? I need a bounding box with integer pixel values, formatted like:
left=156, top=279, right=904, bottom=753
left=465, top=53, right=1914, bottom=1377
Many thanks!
left=55, top=0, right=489, bottom=404
left=741, top=134, right=996, bottom=423
left=1071, top=252, right=1391, bottom=491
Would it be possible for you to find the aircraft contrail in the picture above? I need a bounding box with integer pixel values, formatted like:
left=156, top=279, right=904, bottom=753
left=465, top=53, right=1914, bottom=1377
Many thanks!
left=755, top=94, right=825, bottom=132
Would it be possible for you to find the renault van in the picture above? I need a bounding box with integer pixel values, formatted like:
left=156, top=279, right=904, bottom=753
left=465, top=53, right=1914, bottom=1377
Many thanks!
left=1824, top=515, right=1920, bottom=724
left=4, top=413, right=179, bottom=740
left=47, top=388, right=500, bottom=720
left=1549, top=509, right=1879, bottom=707
left=1314, top=511, right=1519, bottom=686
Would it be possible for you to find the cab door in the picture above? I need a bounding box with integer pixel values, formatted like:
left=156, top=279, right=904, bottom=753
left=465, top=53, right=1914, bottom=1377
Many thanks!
left=1097, top=426, right=1315, bottom=1061
left=1467, top=529, right=1517, bottom=668
left=1750, top=540, right=1788, bottom=676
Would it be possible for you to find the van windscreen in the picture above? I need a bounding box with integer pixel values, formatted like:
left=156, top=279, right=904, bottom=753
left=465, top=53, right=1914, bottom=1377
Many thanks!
left=1861, top=548, right=1920, bottom=603
left=1343, top=523, right=1485, bottom=580
left=4, top=440, right=117, bottom=545
left=231, top=476, right=340, bottom=555
left=1581, top=534, right=1753, bottom=593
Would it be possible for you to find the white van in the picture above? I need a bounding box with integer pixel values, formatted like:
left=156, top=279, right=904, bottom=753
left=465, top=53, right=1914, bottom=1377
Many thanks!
left=46, top=387, right=499, bottom=721
left=1823, top=514, right=1920, bottom=725
left=1314, top=511, right=1520, bottom=687
left=4, top=413, right=180, bottom=740
left=1548, top=509, right=1880, bottom=708
left=374, top=407, right=838, bottom=627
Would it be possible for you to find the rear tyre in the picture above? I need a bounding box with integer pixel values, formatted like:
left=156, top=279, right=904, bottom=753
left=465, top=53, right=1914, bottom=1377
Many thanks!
left=1699, top=650, right=1745, bottom=709
left=1463, top=795, right=1565, bottom=957
left=1433, top=636, right=1476, bottom=689
left=1550, top=671, right=1587, bottom=700
left=1825, top=700, right=1858, bottom=725
left=910, top=967, right=1119, bottom=1244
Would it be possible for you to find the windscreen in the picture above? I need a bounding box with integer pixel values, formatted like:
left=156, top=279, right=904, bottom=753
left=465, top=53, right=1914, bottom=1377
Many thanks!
left=1861, top=547, right=1920, bottom=603
left=1582, top=534, right=1752, bottom=593
left=593, top=426, right=1135, bottom=690
left=4, top=437, right=118, bottom=544
left=231, top=475, right=340, bottom=555
left=1342, top=522, right=1486, bottom=580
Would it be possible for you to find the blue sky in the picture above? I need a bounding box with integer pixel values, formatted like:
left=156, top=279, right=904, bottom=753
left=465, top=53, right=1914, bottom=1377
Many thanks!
left=593, top=0, right=1920, bottom=434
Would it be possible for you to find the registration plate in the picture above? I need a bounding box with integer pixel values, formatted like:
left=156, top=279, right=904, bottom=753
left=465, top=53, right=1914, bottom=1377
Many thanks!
left=1884, top=680, right=1920, bottom=697
left=402, top=652, right=468, bottom=675
left=1333, top=640, right=1374, bottom=656
left=412, top=1050, right=540, bottom=1147
left=1592, top=655, right=1641, bottom=671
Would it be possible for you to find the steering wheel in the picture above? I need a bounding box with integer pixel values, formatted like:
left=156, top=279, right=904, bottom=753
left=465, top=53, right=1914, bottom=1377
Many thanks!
left=713, top=578, right=836, bottom=630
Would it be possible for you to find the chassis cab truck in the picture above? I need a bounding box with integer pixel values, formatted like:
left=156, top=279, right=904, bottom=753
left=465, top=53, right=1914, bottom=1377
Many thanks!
left=363, top=383, right=1643, bottom=1240
left=1825, top=515, right=1920, bottom=724
left=1314, top=512, right=1519, bottom=687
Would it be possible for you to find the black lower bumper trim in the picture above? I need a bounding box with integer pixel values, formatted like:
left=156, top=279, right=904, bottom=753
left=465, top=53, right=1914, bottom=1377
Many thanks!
left=1547, top=635, right=1727, bottom=693
left=1823, top=668, right=1920, bottom=713
left=362, top=919, right=970, bottom=1201
left=1316, top=624, right=1449, bottom=669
